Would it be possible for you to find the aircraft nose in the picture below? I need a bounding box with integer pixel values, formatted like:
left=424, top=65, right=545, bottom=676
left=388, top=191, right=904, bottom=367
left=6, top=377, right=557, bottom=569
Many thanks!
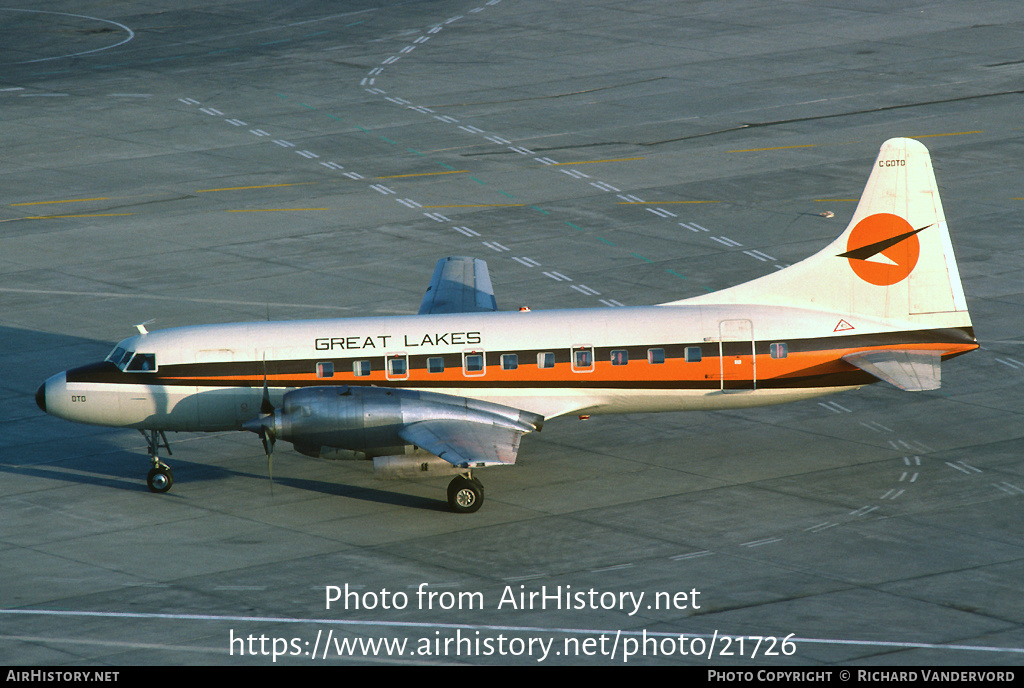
left=35, top=383, right=46, bottom=413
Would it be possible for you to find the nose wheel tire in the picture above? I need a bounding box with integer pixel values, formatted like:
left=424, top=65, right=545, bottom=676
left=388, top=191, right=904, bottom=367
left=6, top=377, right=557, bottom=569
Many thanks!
left=147, top=467, right=174, bottom=493
left=447, top=475, right=484, bottom=514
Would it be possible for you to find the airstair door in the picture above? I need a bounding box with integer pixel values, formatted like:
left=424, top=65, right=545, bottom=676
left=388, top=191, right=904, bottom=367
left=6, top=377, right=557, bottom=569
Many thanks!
left=718, top=319, right=756, bottom=392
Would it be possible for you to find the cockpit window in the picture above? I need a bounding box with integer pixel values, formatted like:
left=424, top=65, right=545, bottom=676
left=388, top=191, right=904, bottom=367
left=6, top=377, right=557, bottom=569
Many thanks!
left=126, top=353, right=157, bottom=372
left=106, top=346, right=156, bottom=372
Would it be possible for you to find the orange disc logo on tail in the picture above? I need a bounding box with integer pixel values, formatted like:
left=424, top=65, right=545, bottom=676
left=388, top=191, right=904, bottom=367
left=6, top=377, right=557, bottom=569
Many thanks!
left=839, top=213, right=927, bottom=286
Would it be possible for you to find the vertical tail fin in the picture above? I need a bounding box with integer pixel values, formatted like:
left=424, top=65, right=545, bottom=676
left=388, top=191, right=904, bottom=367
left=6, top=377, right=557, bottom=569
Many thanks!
left=672, top=138, right=972, bottom=330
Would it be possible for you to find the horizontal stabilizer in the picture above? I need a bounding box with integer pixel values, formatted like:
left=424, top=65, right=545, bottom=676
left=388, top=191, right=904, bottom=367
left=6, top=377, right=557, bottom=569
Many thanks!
left=418, top=256, right=498, bottom=314
left=842, top=350, right=942, bottom=391
left=399, top=419, right=524, bottom=468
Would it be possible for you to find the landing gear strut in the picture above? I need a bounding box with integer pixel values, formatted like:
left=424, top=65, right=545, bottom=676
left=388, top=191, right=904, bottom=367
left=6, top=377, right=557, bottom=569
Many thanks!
left=447, top=473, right=484, bottom=514
left=141, top=429, right=174, bottom=493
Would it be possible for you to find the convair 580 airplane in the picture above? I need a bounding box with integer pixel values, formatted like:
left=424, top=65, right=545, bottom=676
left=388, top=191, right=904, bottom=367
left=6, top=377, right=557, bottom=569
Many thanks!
left=36, top=138, right=977, bottom=512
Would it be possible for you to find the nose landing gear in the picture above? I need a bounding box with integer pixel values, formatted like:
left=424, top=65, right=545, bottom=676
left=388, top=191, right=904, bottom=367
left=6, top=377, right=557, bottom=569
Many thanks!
left=141, top=429, right=174, bottom=493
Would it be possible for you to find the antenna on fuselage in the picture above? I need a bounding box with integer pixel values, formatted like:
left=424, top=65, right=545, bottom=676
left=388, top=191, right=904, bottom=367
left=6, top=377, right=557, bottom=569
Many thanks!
left=135, top=320, right=155, bottom=335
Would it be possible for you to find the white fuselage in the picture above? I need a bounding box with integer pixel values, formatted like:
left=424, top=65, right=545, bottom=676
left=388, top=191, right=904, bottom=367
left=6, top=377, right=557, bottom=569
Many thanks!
left=40, top=302, right=975, bottom=432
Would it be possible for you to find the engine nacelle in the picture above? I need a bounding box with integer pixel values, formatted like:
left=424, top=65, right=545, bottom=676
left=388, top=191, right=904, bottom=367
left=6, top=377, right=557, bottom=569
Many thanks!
left=258, top=385, right=542, bottom=460
left=372, top=454, right=467, bottom=480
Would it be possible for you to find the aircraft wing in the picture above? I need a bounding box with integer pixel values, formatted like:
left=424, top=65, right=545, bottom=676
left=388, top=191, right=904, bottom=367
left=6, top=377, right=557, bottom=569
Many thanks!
left=398, top=419, right=525, bottom=468
left=418, top=256, right=498, bottom=314
left=842, top=350, right=942, bottom=391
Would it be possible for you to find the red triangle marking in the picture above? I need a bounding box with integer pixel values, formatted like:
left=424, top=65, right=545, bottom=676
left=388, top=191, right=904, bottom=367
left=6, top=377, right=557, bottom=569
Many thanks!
left=834, top=319, right=854, bottom=332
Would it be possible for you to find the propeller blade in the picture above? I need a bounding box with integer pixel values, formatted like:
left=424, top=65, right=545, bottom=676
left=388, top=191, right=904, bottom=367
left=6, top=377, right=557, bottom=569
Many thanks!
left=260, top=356, right=275, bottom=414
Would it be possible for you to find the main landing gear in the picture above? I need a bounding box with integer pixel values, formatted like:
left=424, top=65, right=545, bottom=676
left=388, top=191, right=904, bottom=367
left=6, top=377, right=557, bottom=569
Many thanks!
left=141, top=429, right=174, bottom=493
left=447, top=473, right=484, bottom=514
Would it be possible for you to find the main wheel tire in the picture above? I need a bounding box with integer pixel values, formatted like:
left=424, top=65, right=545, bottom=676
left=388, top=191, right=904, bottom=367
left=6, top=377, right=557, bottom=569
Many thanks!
left=447, top=476, right=484, bottom=514
left=147, top=467, right=174, bottom=493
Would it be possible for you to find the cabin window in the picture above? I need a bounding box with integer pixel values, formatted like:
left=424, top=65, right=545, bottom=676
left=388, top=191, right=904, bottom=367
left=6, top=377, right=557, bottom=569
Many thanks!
left=611, top=350, right=628, bottom=366
left=501, top=354, right=518, bottom=370
left=126, top=353, right=157, bottom=372
left=771, top=343, right=788, bottom=359
left=572, top=346, right=594, bottom=372
left=463, top=352, right=486, bottom=376
left=353, top=360, right=371, bottom=377
left=316, top=362, right=334, bottom=378
left=685, top=347, right=702, bottom=363
left=427, top=357, right=445, bottom=373
left=387, top=356, right=408, bottom=377
left=647, top=348, right=666, bottom=364
left=537, top=352, right=555, bottom=369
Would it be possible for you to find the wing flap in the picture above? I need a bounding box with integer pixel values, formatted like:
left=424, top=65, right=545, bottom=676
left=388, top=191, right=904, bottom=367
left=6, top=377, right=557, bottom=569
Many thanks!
left=418, top=256, right=497, bottom=314
left=843, top=349, right=942, bottom=391
left=398, top=420, right=524, bottom=468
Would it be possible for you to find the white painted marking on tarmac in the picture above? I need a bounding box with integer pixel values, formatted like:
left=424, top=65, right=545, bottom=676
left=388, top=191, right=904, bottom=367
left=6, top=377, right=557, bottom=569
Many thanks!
left=741, top=537, right=782, bottom=548
left=512, top=257, right=540, bottom=267
left=805, top=522, right=838, bottom=533
left=571, top=284, right=601, bottom=296
left=6, top=10, right=136, bottom=64
left=453, top=226, right=480, bottom=237
left=945, top=461, right=981, bottom=474
left=710, top=235, right=743, bottom=247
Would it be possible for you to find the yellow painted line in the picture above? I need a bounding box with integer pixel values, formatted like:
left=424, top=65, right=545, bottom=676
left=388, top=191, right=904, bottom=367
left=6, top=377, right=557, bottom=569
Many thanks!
left=618, top=201, right=720, bottom=205
left=552, top=157, right=644, bottom=165
left=912, top=131, right=983, bottom=139
left=11, top=197, right=110, bottom=206
left=226, top=208, right=328, bottom=212
left=196, top=183, right=316, bottom=193
left=24, top=213, right=132, bottom=219
left=375, top=170, right=468, bottom=179
left=729, top=145, right=817, bottom=153
left=421, top=204, right=525, bottom=208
